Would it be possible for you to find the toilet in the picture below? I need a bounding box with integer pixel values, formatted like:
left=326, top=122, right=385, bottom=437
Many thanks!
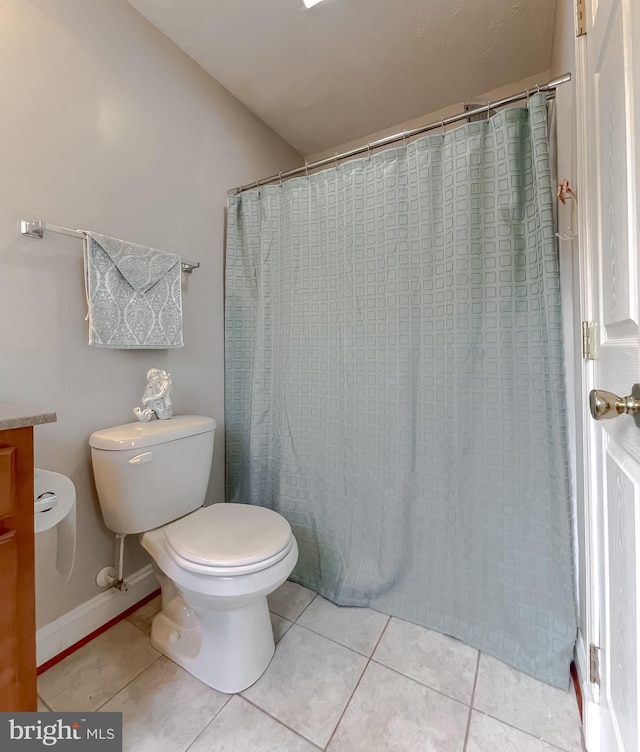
left=89, top=415, right=298, bottom=693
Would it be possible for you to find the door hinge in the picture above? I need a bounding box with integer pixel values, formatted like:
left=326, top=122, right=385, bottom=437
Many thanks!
left=589, top=643, right=600, bottom=685
left=576, top=0, right=587, bottom=36
left=582, top=321, right=598, bottom=359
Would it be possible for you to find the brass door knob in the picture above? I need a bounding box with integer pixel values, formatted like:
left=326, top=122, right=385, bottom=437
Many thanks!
left=589, top=385, right=640, bottom=426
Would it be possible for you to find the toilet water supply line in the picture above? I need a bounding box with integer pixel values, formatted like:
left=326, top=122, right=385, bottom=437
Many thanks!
left=97, top=534, right=129, bottom=593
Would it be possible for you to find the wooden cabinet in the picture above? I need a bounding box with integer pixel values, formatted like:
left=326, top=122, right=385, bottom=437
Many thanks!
left=0, top=427, right=36, bottom=711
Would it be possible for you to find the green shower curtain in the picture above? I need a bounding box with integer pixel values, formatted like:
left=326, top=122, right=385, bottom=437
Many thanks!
left=224, top=93, right=576, bottom=688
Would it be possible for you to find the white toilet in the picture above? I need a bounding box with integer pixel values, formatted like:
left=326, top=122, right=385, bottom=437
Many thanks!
left=89, top=415, right=298, bottom=693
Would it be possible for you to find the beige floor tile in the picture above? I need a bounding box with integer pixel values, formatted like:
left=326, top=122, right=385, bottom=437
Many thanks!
left=242, top=624, right=367, bottom=747
left=328, top=661, right=469, bottom=752
left=126, top=594, right=162, bottom=635
left=37, top=696, right=51, bottom=712
left=474, top=654, right=583, bottom=752
left=33, top=583, right=581, bottom=752
left=38, top=620, right=160, bottom=711
left=297, top=596, right=389, bottom=656
left=100, top=656, right=230, bottom=752
left=270, top=612, right=293, bottom=643
left=467, top=711, right=569, bottom=752
left=188, top=696, right=320, bottom=752
left=268, top=581, right=316, bottom=621
left=373, top=617, right=478, bottom=703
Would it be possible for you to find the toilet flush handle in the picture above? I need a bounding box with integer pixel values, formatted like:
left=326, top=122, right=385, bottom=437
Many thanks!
left=129, top=451, right=153, bottom=465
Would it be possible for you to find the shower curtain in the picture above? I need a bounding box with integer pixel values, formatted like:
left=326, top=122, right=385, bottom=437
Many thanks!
left=224, top=93, right=576, bottom=688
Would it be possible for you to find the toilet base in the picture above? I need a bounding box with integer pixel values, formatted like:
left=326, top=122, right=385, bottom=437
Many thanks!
left=150, top=574, right=276, bottom=693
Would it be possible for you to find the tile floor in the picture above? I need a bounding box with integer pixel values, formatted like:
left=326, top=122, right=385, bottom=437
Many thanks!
left=38, top=581, right=584, bottom=752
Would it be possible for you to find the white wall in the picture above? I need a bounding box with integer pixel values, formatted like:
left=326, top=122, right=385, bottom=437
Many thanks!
left=306, top=72, right=550, bottom=163
left=0, top=0, right=302, bottom=629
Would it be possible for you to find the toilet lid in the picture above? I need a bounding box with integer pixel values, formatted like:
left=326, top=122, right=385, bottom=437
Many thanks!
left=164, top=503, right=292, bottom=568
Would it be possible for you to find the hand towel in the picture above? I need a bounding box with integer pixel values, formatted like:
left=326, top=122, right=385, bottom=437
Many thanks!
left=84, top=232, right=183, bottom=349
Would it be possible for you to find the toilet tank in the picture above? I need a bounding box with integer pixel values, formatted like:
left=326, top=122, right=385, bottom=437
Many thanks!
left=89, top=416, right=216, bottom=535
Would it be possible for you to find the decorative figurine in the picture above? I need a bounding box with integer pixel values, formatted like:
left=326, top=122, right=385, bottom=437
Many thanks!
left=134, top=368, right=173, bottom=421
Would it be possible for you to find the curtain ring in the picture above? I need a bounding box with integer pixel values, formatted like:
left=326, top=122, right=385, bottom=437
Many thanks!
left=335, top=153, right=340, bottom=170
left=278, top=172, right=283, bottom=186
left=304, top=162, right=309, bottom=177
left=403, top=130, right=408, bottom=148
left=367, top=143, right=371, bottom=159
left=486, top=101, right=491, bottom=121
left=441, top=118, right=446, bottom=137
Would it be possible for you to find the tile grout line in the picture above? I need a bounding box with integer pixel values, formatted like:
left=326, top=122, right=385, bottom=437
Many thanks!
left=469, top=653, right=576, bottom=752
left=282, top=609, right=478, bottom=711
left=369, top=614, right=392, bottom=661
left=289, top=619, right=387, bottom=659
left=284, top=599, right=486, bottom=708
left=474, top=710, right=575, bottom=752
left=462, top=651, right=481, bottom=751
left=88, top=630, right=236, bottom=752
left=366, top=656, right=475, bottom=709
left=240, top=695, right=324, bottom=751
left=293, top=593, right=318, bottom=622
left=268, top=592, right=317, bottom=624
left=39, top=611, right=163, bottom=711
left=275, top=604, right=478, bottom=743
left=93, top=652, right=164, bottom=712
left=322, top=658, right=369, bottom=750
left=127, top=614, right=159, bottom=635
left=183, top=694, right=236, bottom=752
left=322, top=614, right=392, bottom=751
left=124, top=597, right=162, bottom=635
left=37, top=695, right=52, bottom=712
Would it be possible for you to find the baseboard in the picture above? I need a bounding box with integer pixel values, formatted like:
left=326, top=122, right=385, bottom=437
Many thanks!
left=36, top=564, right=158, bottom=667
left=570, top=661, right=583, bottom=722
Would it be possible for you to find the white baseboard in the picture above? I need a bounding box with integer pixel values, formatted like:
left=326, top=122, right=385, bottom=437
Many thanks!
left=36, top=564, right=158, bottom=667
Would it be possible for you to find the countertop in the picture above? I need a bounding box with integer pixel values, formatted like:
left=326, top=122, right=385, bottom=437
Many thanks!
left=0, top=405, right=57, bottom=431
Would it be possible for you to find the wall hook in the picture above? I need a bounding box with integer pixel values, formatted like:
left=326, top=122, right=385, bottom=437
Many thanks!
left=556, top=179, right=578, bottom=241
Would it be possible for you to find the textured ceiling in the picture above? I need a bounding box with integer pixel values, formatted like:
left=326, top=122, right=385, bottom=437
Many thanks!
left=127, top=0, right=557, bottom=156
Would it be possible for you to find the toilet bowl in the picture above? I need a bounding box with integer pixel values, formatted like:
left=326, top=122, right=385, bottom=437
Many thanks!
left=89, top=416, right=298, bottom=693
left=141, top=503, right=298, bottom=692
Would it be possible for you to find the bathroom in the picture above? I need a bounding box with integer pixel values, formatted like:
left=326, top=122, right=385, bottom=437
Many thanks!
left=1, top=0, right=637, bottom=750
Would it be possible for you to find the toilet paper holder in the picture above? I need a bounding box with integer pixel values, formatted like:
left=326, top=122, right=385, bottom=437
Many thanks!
left=35, top=491, right=58, bottom=514
left=33, top=468, right=77, bottom=582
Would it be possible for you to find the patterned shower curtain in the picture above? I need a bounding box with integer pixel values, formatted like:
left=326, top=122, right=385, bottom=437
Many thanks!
left=224, top=93, right=576, bottom=688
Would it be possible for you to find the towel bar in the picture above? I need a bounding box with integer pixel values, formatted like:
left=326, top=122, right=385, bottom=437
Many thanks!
left=20, top=220, right=200, bottom=273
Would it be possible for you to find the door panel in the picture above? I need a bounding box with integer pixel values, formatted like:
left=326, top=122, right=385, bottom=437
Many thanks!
left=581, top=0, right=640, bottom=750
left=604, top=442, right=638, bottom=751
left=594, top=2, right=632, bottom=333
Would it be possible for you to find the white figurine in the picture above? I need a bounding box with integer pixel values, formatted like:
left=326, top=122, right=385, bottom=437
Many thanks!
left=134, top=368, right=173, bottom=421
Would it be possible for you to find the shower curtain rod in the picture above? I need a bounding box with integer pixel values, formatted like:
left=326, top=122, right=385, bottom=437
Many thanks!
left=19, top=220, right=200, bottom=273
left=229, top=72, right=571, bottom=195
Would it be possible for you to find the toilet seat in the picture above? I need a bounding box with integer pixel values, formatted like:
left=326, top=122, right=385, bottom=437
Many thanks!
left=163, top=503, right=294, bottom=576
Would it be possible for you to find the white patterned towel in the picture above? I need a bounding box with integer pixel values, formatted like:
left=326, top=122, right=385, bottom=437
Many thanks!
left=84, top=232, right=183, bottom=349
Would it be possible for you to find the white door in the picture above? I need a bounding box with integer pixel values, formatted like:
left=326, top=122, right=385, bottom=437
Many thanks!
left=579, top=1, right=640, bottom=750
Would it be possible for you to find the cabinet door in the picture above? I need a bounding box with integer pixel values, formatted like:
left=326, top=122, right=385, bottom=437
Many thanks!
left=0, top=427, right=36, bottom=711
left=0, top=530, right=18, bottom=702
